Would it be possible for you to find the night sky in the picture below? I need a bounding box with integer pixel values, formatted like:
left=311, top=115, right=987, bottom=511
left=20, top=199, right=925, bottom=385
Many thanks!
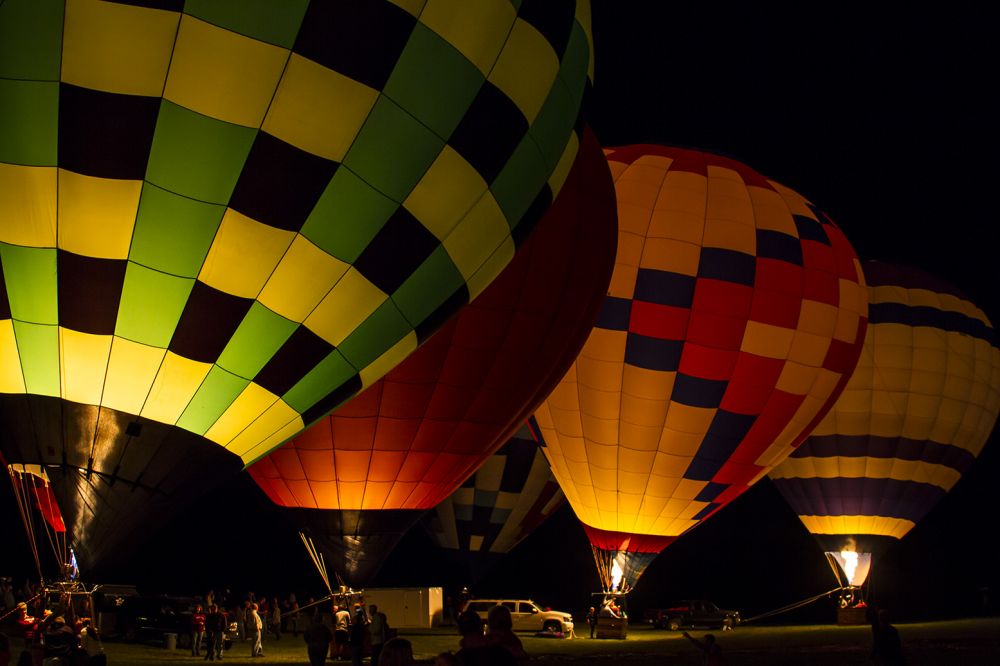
left=2, top=4, right=997, bottom=625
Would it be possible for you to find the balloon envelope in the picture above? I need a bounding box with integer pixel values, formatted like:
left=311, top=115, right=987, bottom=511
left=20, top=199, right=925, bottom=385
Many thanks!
left=0, top=0, right=592, bottom=575
left=423, top=417, right=565, bottom=584
left=247, top=125, right=617, bottom=585
left=769, top=262, right=1000, bottom=584
left=536, top=145, right=869, bottom=591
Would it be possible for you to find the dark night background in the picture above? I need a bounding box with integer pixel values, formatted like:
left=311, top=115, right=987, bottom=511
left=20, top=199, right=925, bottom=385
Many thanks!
left=3, top=4, right=997, bottom=625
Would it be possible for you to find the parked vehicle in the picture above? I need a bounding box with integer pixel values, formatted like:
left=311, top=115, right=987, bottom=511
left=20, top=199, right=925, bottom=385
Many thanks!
left=644, top=600, right=740, bottom=631
left=462, top=599, right=574, bottom=634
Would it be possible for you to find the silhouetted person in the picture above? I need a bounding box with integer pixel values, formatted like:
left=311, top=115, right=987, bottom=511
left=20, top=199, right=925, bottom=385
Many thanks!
left=871, top=609, right=906, bottom=665
left=349, top=606, right=369, bottom=666
left=486, top=606, right=527, bottom=661
left=43, top=616, right=77, bottom=662
left=586, top=607, right=597, bottom=638
left=369, top=604, right=390, bottom=666
left=455, top=610, right=515, bottom=666
left=380, top=637, right=414, bottom=666
left=304, top=617, right=333, bottom=666
left=683, top=631, right=725, bottom=666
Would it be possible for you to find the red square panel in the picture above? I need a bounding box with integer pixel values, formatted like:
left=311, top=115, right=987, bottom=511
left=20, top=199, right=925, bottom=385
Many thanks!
left=755, top=258, right=803, bottom=297
left=629, top=301, right=690, bottom=340
left=679, top=343, right=739, bottom=381
left=692, top=278, right=753, bottom=318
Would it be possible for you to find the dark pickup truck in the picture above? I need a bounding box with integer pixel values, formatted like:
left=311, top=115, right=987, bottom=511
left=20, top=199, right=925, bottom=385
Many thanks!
left=644, top=600, right=740, bottom=631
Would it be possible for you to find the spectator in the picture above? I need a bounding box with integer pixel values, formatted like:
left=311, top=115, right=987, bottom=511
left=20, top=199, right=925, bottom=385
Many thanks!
left=486, top=606, right=527, bottom=661
left=368, top=604, right=390, bottom=666
left=349, top=606, right=369, bottom=666
left=683, top=631, right=725, bottom=666
left=79, top=619, right=106, bottom=666
left=871, top=608, right=906, bottom=665
left=270, top=598, right=282, bottom=640
left=334, top=604, right=352, bottom=660
left=455, top=610, right=515, bottom=666
left=380, top=638, right=414, bottom=666
left=191, top=604, right=206, bottom=657
left=204, top=604, right=226, bottom=662
left=248, top=602, right=264, bottom=657
left=304, top=617, right=333, bottom=666
left=43, top=616, right=77, bottom=662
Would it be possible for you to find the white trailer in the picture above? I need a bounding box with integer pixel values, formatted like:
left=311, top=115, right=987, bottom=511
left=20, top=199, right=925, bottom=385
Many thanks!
left=362, top=587, right=443, bottom=629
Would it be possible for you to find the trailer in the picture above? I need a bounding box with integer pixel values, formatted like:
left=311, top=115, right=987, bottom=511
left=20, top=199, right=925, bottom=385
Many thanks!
left=362, top=587, right=443, bottom=629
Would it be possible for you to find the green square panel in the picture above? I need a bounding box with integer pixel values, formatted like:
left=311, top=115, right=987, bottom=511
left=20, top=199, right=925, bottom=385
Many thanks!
left=145, top=100, right=257, bottom=204
left=115, top=263, right=193, bottom=348
left=130, top=183, right=226, bottom=277
left=283, top=349, right=356, bottom=414
left=217, top=302, right=297, bottom=379
left=176, top=365, right=250, bottom=435
left=0, top=244, right=57, bottom=325
left=392, top=245, right=465, bottom=327
left=490, top=136, right=549, bottom=229
left=0, top=79, right=58, bottom=167
left=337, top=300, right=412, bottom=371
left=12, top=321, right=59, bottom=397
left=384, top=22, right=484, bottom=140
left=528, top=79, right=575, bottom=172
left=0, top=0, right=64, bottom=80
left=301, top=167, right=397, bottom=263
left=184, top=0, right=309, bottom=48
left=342, top=96, right=444, bottom=204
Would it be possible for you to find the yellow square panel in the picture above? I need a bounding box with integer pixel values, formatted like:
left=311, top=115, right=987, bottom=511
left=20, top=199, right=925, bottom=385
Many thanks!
left=769, top=181, right=814, bottom=218
left=57, top=170, right=140, bottom=259
left=607, top=159, right=629, bottom=181
left=775, top=361, right=817, bottom=396
left=619, top=422, right=661, bottom=453
left=226, top=398, right=301, bottom=463
left=420, top=0, right=516, bottom=76
left=361, top=482, right=393, bottom=510
left=262, top=54, right=379, bottom=162
left=673, top=478, right=707, bottom=501
left=634, top=154, right=673, bottom=173
left=0, top=320, right=26, bottom=393
left=101, top=336, right=166, bottom=416
left=441, top=197, right=508, bottom=284
left=199, top=208, right=295, bottom=299
left=608, top=262, right=639, bottom=300
left=618, top=447, right=656, bottom=475
left=577, top=357, right=624, bottom=393
left=622, top=364, right=675, bottom=401
left=581, top=328, right=627, bottom=364
left=621, top=394, right=669, bottom=428
left=615, top=230, right=645, bottom=273
left=142, top=351, right=212, bottom=425
left=359, top=331, right=417, bottom=388
left=787, top=329, right=831, bottom=367
left=748, top=187, right=797, bottom=235
left=741, top=321, right=795, bottom=359
left=164, top=15, right=288, bottom=128
left=259, top=236, right=350, bottom=323
left=833, top=308, right=863, bottom=344
left=580, top=413, right=618, bottom=446
left=589, top=466, right=618, bottom=492
left=59, top=328, right=111, bottom=406
left=464, top=235, right=514, bottom=300
left=658, top=424, right=707, bottom=458
left=0, top=164, right=57, bottom=248
left=204, top=381, right=278, bottom=447
left=61, top=0, right=179, bottom=97
left=406, top=146, right=488, bottom=240
left=702, top=216, right=755, bottom=254
left=656, top=171, right=707, bottom=214
left=305, top=268, right=386, bottom=347
left=488, top=18, right=559, bottom=124
left=869, top=285, right=909, bottom=307
left=838, top=278, right=867, bottom=316
left=617, top=194, right=660, bottom=236
left=797, top=299, right=839, bottom=338
left=639, top=237, right=700, bottom=276
left=579, top=382, right=621, bottom=420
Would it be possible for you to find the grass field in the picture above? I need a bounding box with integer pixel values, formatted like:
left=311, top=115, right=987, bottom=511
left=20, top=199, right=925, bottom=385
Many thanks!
left=84, top=618, right=999, bottom=665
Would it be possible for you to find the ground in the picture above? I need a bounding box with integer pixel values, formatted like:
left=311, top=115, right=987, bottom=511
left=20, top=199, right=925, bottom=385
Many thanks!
left=40, top=618, right=998, bottom=665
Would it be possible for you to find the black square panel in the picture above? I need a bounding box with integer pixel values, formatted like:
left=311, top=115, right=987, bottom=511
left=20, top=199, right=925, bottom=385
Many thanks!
left=294, top=0, right=416, bottom=91
left=254, top=325, right=336, bottom=398
left=634, top=268, right=696, bottom=308
left=624, top=333, right=682, bottom=372
left=698, top=247, right=756, bottom=286
left=793, top=214, right=831, bottom=246
left=169, top=281, right=253, bottom=363
left=671, top=373, right=728, bottom=409
left=413, top=284, right=470, bottom=345
left=448, top=81, right=529, bottom=184
left=58, top=83, right=160, bottom=180
left=57, top=251, right=127, bottom=335
left=301, top=373, right=363, bottom=426
left=756, top=229, right=803, bottom=266
left=353, top=207, right=439, bottom=295
left=229, top=132, right=338, bottom=232
left=517, top=0, right=576, bottom=58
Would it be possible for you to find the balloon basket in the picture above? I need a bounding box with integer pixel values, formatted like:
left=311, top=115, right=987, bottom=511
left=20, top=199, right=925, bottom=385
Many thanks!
left=837, top=607, right=867, bottom=625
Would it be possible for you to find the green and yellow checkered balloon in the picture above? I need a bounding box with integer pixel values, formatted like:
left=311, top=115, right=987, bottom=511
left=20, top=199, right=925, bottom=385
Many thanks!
left=0, top=0, right=593, bottom=465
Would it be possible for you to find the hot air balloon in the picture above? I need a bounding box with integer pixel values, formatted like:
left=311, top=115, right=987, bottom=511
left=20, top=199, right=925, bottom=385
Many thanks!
left=0, top=0, right=593, bottom=577
left=535, top=145, right=869, bottom=594
left=769, top=262, right=1000, bottom=598
left=3, top=453, right=72, bottom=580
left=247, top=125, right=617, bottom=586
left=423, top=417, right=565, bottom=585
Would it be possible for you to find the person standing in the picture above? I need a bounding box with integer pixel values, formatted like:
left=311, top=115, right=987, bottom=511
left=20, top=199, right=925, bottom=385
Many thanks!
left=368, top=604, right=389, bottom=666
left=304, top=617, right=333, bottom=666
left=683, top=632, right=725, bottom=666
left=349, top=606, right=369, bottom=666
left=334, top=604, right=352, bottom=660
left=871, top=608, right=906, bottom=665
left=204, top=605, right=225, bottom=661
left=79, top=618, right=106, bottom=666
left=248, top=602, right=264, bottom=657
left=586, top=607, right=597, bottom=639
left=270, top=598, right=282, bottom=641
left=191, top=604, right=207, bottom=657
